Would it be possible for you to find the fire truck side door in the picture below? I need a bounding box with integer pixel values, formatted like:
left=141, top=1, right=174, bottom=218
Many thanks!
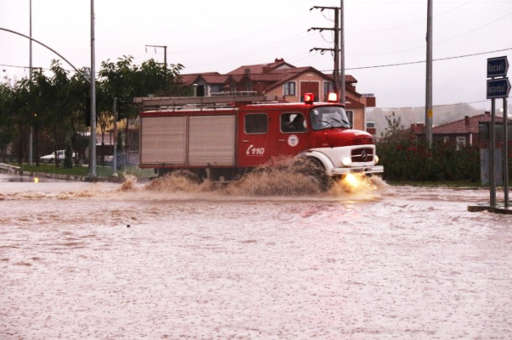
left=274, top=111, right=310, bottom=158
left=238, top=112, right=271, bottom=167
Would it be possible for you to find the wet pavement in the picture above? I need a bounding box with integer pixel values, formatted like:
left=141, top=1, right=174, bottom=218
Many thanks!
left=0, top=173, right=511, bottom=339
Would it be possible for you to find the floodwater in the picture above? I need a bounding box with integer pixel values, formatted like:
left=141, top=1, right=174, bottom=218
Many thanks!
left=0, top=171, right=511, bottom=339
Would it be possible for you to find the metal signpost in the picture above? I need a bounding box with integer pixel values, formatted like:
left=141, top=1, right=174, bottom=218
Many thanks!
left=486, top=56, right=510, bottom=211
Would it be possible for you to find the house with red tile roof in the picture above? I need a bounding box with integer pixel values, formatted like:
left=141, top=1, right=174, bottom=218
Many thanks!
left=179, top=58, right=375, bottom=131
left=411, top=112, right=511, bottom=150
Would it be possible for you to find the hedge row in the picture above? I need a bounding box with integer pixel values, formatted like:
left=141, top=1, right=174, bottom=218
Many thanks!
left=377, top=137, right=481, bottom=182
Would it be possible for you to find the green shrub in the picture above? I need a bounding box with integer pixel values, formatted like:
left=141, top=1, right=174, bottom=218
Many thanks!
left=376, top=133, right=481, bottom=182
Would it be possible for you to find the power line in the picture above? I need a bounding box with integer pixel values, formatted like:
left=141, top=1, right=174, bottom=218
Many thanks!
left=3, top=47, right=512, bottom=77
left=320, top=47, right=512, bottom=72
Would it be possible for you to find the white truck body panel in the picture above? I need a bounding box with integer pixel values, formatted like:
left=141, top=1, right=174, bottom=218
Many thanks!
left=141, top=116, right=187, bottom=165
left=189, top=115, right=236, bottom=166
left=140, top=115, right=236, bottom=167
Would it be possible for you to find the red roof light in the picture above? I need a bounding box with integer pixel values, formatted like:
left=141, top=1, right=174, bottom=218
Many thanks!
left=303, top=93, right=314, bottom=104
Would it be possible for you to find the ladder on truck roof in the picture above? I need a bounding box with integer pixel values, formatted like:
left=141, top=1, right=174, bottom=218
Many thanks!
left=134, top=94, right=268, bottom=111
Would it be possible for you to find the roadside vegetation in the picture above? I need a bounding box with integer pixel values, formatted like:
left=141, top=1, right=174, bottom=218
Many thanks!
left=0, top=56, right=189, bottom=170
left=377, top=113, right=510, bottom=186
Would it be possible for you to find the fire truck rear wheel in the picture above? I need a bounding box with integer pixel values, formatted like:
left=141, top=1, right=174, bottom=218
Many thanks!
left=171, top=169, right=202, bottom=184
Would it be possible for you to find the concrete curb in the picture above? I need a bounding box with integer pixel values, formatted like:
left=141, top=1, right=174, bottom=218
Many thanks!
left=0, top=163, right=20, bottom=174
left=0, top=163, right=124, bottom=183
left=468, top=204, right=512, bottom=214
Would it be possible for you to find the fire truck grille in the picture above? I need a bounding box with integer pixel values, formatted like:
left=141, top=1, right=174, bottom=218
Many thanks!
left=351, top=148, right=374, bottom=162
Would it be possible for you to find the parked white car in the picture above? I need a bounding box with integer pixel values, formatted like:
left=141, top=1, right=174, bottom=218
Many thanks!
left=40, top=150, right=76, bottom=162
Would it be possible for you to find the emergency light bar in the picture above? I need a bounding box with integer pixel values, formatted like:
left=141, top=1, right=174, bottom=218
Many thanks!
left=327, top=92, right=338, bottom=103
left=303, top=93, right=314, bottom=104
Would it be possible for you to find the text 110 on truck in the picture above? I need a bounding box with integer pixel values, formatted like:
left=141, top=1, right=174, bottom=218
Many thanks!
left=135, top=92, right=383, bottom=187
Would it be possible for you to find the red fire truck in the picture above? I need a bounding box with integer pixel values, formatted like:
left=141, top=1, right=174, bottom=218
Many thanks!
left=136, top=93, right=383, bottom=184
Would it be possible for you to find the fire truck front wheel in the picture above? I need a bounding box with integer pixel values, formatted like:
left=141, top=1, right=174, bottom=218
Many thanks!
left=293, top=157, right=332, bottom=191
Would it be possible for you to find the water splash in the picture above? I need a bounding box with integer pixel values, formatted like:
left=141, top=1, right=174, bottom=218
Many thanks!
left=119, top=175, right=138, bottom=192
left=0, top=162, right=385, bottom=201
left=224, top=167, right=322, bottom=196
left=140, top=161, right=383, bottom=197
left=144, top=171, right=215, bottom=193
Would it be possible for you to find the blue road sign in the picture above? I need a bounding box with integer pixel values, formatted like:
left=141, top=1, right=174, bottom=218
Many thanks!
left=487, top=77, right=511, bottom=99
left=487, top=56, right=509, bottom=78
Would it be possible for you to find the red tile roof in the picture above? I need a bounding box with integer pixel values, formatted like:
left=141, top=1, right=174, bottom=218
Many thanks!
left=344, top=74, right=357, bottom=84
left=180, top=72, right=227, bottom=85
left=179, top=74, right=199, bottom=86
left=227, top=58, right=295, bottom=75
left=432, top=112, right=500, bottom=135
left=180, top=58, right=363, bottom=102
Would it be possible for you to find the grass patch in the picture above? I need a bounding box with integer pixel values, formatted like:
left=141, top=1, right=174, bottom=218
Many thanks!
left=18, top=163, right=116, bottom=177
left=16, top=163, right=155, bottom=179
left=121, top=166, right=156, bottom=179
left=20, top=164, right=89, bottom=176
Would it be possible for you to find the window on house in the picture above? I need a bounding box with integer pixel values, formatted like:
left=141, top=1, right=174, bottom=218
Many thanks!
left=195, top=85, right=205, bottom=97
left=245, top=114, right=268, bottom=134
left=443, top=136, right=449, bottom=144
left=281, top=113, right=306, bottom=133
left=456, top=136, right=466, bottom=150
left=346, top=110, right=354, bottom=128
left=283, top=81, right=296, bottom=96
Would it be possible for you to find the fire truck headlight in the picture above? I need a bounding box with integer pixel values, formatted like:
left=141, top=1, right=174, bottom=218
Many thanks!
left=374, top=155, right=379, bottom=165
left=342, top=157, right=352, bottom=167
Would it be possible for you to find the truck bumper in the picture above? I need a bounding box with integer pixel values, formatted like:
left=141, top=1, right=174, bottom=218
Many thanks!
left=329, top=165, right=384, bottom=176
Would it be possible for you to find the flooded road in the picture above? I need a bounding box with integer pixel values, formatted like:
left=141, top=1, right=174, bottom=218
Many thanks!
left=1, top=172, right=511, bottom=339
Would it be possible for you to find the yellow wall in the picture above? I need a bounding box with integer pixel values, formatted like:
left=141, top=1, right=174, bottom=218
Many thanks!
left=346, top=108, right=364, bottom=131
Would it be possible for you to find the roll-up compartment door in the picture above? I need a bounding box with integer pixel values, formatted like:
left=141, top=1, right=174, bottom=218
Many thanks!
left=188, top=115, right=236, bottom=166
left=141, top=116, right=187, bottom=165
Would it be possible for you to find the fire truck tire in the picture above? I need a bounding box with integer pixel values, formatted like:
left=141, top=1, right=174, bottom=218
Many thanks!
left=293, top=157, right=331, bottom=191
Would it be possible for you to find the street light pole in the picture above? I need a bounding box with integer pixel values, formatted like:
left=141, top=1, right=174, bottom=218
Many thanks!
left=425, top=0, right=433, bottom=148
left=89, top=0, right=97, bottom=177
left=28, top=0, right=33, bottom=165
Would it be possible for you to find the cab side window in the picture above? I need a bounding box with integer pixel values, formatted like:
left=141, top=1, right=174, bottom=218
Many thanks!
left=281, top=113, right=306, bottom=133
left=245, top=113, right=267, bottom=134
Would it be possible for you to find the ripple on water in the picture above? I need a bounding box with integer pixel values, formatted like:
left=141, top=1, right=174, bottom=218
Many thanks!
left=0, top=174, right=510, bottom=338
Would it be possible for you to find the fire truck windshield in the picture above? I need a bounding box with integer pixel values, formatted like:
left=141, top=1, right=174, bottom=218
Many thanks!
left=310, top=106, right=351, bottom=130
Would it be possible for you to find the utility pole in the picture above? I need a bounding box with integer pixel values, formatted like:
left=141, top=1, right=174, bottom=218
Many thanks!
left=89, top=0, right=97, bottom=177
left=340, top=0, right=345, bottom=104
left=309, top=5, right=344, bottom=103
left=145, top=44, right=167, bottom=70
left=112, top=97, right=118, bottom=176
left=504, top=97, right=509, bottom=207
left=425, top=0, right=433, bottom=148
left=28, top=0, right=33, bottom=165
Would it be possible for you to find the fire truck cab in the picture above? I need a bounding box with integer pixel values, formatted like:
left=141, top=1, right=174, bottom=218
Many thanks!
left=136, top=94, right=383, bottom=181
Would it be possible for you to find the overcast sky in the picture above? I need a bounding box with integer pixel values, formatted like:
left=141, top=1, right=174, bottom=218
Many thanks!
left=1, top=0, right=511, bottom=109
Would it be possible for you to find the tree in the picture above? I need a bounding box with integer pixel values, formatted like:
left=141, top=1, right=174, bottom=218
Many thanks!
left=0, top=55, right=187, bottom=167
left=0, top=84, right=15, bottom=161
left=98, top=55, right=186, bottom=158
